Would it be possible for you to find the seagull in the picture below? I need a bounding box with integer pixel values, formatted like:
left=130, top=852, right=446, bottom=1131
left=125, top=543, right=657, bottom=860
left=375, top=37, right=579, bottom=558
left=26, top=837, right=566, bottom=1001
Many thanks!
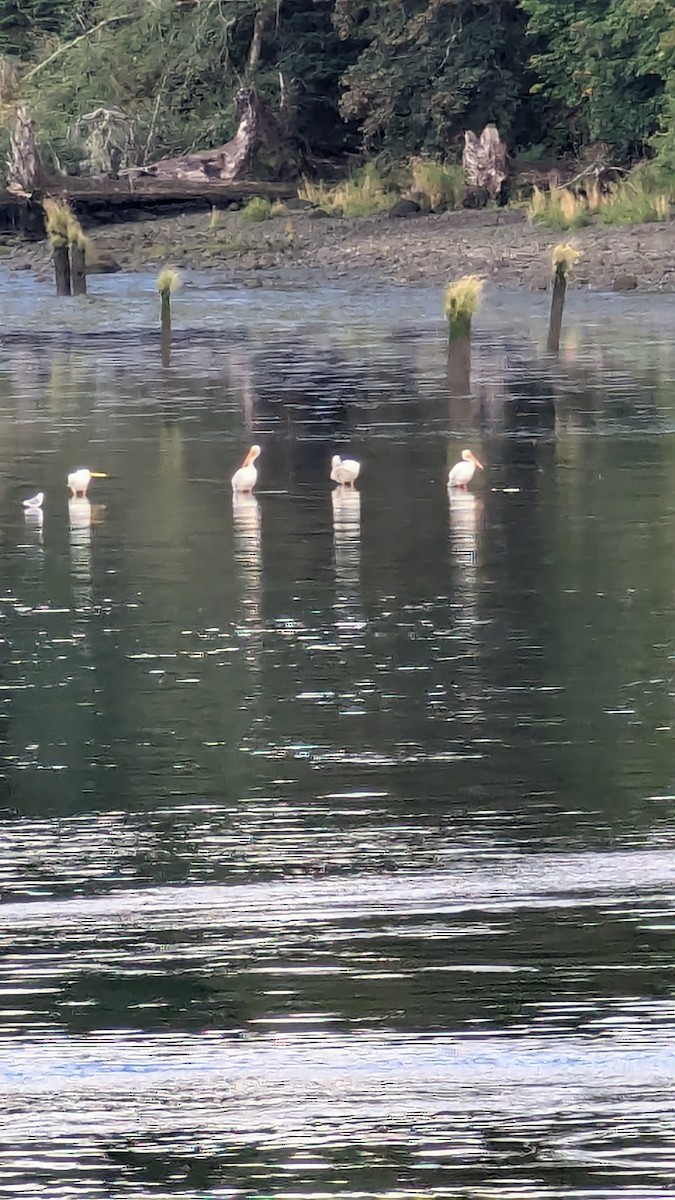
left=23, top=492, right=44, bottom=511
left=330, top=455, right=361, bottom=487
left=448, top=449, right=484, bottom=489
left=231, top=445, right=261, bottom=493
left=67, top=469, right=107, bottom=498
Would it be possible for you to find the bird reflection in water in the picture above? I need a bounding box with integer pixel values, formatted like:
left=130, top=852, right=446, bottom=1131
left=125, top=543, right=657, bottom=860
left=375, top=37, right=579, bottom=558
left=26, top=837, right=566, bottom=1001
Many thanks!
left=331, top=486, right=363, bottom=641
left=232, top=492, right=262, bottom=669
left=69, top=497, right=95, bottom=610
left=448, top=487, right=482, bottom=632
left=23, top=503, right=44, bottom=554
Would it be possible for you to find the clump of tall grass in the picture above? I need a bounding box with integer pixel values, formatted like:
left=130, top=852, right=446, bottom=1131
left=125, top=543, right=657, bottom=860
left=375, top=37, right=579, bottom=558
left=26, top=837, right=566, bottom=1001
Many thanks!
left=238, top=196, right=288, bottom=223
left=597, top=177, right=670, bottom=225
left=529, top=173, right=671, bottom=230
left=409, top=157, right=464, bottom=210
left=42, top=197, right=71, bottom=248
left=528, top=185, right=587, bottom=230
left=299, top=163, right=396, bottom=217
left=65, top=210, right=88, bottom=251
left=444, top=275, right=483, bottom=340
left=156, top=267, right=181, bottom=296
left=552, top=242, right=581, bottom=275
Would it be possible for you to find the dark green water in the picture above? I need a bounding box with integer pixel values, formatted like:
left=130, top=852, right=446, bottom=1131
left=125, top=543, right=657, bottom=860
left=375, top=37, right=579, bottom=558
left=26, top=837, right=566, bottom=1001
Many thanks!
left=0, top=271, right=674, bottom=1198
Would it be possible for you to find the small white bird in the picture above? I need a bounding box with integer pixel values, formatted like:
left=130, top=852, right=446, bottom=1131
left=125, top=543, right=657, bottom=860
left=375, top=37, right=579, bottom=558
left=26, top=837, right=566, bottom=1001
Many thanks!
left=23, top=492, right=44, bottom=511
left=448, top=449, right=484, bottom=489
left=68, top=468, right=107, bottom=498
left=231, top=445, right=261, bottom=493
left=331, top=455, right=361, bottom=487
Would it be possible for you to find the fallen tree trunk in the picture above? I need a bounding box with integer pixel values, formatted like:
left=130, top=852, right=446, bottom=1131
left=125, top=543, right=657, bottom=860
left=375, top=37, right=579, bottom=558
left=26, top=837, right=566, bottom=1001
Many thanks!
left=121, top=87, right=261, bottom=185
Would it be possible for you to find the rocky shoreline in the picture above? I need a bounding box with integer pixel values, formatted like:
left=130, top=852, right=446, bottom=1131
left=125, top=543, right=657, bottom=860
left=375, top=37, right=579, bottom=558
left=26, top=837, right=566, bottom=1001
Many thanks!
left=3, top=205, right=675, bottom=291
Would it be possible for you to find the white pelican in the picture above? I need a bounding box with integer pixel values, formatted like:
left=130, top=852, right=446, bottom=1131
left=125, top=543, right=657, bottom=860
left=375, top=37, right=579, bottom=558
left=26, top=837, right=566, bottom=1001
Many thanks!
left=67, top=468, right=107, bottom=498
left=448, top=449, right=484, bottom=489
left=23, top=492, right=44, bottom=511
left=231, top=445, right=261, bottom=493
left=331, top=455, right=361, bottom=487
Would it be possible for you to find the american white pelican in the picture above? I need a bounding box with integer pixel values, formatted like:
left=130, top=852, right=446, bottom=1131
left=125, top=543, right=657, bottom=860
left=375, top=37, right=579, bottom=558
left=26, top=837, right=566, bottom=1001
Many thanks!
left=23, top=492, right=44, bottom=511
left=331, top=455, right=360, bottom=487
left=448, top=449, right=484, bottom=489
left=231, top=445, right=261, bottom=493
left=67, top=468, right=107, bottom=497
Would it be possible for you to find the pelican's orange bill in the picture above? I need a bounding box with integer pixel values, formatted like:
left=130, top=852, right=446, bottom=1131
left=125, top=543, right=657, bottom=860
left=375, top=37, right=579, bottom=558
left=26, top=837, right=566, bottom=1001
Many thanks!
left=90, top=472, right=108, bottom=478
left=473, top=456, right=484, bottom=470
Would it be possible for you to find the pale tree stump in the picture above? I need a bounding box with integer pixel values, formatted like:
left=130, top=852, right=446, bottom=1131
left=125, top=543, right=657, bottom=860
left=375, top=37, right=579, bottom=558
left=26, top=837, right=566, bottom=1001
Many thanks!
left=462, top=124, right=508, bottom=202
left=7, top=106, right=43, bottom=196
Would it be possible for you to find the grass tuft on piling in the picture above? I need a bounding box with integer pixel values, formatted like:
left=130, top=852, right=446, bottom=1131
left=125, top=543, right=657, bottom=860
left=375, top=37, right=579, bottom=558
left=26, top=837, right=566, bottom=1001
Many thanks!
left=548, top=243, right=581, bottom=353
left=551, top=242, right=581, bottom=277
left=156, top=267, right=180, bottom=352
left=156, top=267, right=181, bottom=296
left=444, top=275, right=483, bottom=340
left=42, top=197, right=70, bottom=248
left=65, top=210, right=89, bottom=251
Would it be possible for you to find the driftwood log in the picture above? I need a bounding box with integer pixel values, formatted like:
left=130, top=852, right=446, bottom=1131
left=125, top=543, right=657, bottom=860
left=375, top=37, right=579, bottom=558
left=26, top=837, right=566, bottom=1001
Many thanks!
left=121, top=87, right=269, bottom=186
left=462, top=123, right=508, bottom=202
left=5, top=86, right=296, bottom=204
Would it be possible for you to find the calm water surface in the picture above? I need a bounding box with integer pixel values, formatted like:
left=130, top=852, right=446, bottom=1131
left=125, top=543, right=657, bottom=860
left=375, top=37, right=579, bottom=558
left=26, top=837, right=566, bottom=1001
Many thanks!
left=0, top=270, right=675, bottom=1197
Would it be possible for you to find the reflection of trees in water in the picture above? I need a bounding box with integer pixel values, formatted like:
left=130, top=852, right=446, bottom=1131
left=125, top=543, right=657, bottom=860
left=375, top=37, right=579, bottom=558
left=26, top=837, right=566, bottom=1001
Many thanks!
left=473, top=336, right=664, bottom=441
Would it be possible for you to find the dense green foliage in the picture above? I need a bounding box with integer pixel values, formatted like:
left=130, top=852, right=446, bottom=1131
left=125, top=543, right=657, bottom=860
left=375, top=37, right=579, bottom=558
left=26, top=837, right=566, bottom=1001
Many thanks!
left=0, top=0, right=674, bottom=173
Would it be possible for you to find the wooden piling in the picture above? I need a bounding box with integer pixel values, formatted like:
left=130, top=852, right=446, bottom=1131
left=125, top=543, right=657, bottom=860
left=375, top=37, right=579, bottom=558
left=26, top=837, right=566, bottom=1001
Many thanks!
left=547, top=243, right=581, bottom=353
left=156, top=268, right=180, bottom=367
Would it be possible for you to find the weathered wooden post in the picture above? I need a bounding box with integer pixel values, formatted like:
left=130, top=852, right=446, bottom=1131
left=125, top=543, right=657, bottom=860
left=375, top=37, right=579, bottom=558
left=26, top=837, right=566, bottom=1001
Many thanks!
left=547, top=243, right=581, bottom=353
left=444, top=275, right=483, bottom=343
left=156, top=268, right=180, bottom=366
left=42, top=198, right=71, bottom=296
left=444, top=275, right=483, bottom=411
left=68, top=211, right=88, bottom=295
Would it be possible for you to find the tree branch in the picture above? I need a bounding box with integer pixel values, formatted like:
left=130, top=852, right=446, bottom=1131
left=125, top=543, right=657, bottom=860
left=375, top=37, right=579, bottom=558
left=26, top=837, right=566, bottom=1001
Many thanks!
left=23, top=16, right=132, bottom=83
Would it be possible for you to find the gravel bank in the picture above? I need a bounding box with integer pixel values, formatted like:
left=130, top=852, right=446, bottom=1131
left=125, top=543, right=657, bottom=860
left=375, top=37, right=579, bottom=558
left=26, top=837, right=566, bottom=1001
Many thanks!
left=5, top=206, right=675, bottom=291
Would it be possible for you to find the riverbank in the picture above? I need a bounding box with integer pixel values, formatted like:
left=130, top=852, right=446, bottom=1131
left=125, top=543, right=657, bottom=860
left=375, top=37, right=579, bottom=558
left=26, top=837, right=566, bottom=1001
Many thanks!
left=3, top=205, right=675, bottom=290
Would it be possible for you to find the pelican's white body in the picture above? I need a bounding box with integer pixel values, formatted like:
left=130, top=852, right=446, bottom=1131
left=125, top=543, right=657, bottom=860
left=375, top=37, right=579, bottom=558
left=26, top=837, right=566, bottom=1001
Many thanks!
left=23, top=492, right=44, bottom=510
left=448, top=449, right=483, bottom=489
left=331, top=455, right=361, bottom=486
left=68, top=469, right=106, bottom=497
left=231, top=445, right=261, bottom=493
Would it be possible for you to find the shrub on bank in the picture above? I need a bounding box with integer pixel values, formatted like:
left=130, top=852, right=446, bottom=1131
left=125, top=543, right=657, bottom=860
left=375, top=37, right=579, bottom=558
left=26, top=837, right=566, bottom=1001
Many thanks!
left=597, top=177, right=670, bottom=225
left=528, top=172, right=672, bottom=229
left=241, top=196, right=273, bottom=223
left=409, top=158, right=465, bottom=210
left=299, top=163, right=397, bottom=217
left=528, top=185, right=588, bottom=230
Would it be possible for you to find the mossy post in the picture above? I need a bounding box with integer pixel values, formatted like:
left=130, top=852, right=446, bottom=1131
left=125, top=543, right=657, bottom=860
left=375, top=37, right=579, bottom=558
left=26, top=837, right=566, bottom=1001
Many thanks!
left=67, top=211, right=88, bottom=295
left=43, top=198, right=71, bottom=296
left=547, top=243, right=581, bottom=353
left=444, top=275, right=483, bottom=343
left=156, top=268, right=180, bottom=366
left=444, top=275, right=483, bottom=402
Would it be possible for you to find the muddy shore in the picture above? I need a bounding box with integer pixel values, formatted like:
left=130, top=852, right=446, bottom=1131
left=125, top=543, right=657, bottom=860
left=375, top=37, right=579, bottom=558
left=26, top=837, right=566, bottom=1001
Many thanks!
left=3, top=205, right=675, bottom=290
